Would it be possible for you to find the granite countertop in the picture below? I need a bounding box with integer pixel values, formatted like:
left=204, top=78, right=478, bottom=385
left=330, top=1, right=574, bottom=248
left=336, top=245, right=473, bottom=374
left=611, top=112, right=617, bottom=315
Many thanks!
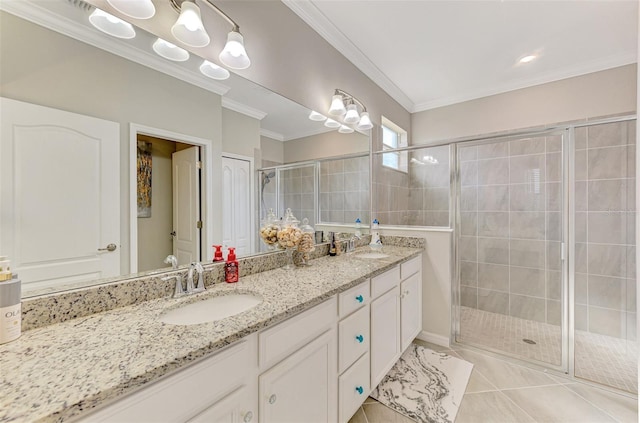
left=0, top=245, right=422, bottom=423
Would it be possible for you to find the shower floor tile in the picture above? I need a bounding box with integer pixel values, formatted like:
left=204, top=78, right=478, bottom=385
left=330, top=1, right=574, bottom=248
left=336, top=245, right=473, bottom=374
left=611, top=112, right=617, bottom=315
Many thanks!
left=458, top=307, right=638, bottom=394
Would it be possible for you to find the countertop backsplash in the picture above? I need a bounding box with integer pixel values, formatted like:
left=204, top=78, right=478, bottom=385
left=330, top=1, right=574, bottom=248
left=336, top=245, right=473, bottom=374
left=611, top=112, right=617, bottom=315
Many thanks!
left=21, top=235, right=424, bottom=332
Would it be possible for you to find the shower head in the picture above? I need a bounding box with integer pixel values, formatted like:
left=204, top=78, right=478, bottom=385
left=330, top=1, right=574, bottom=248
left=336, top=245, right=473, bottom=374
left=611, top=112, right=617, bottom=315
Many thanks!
left=261, top=171, right=276, bottom=191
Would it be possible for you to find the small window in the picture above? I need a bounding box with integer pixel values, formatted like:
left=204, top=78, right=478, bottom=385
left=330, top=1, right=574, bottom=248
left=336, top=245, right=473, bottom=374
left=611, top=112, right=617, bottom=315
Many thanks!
left=381, top=117, right=408, bottom=173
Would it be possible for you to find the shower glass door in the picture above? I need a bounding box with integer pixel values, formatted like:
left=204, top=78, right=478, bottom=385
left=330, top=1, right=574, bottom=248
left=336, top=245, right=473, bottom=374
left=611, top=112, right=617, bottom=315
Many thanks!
left=455, top=131, right=567, bottom=369
left=572, top=119, right=637, bottom=394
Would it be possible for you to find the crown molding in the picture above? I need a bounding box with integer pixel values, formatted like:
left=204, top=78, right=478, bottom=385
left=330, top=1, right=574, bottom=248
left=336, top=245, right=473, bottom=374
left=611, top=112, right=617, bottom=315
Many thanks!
left=222, top=98, right=267, bottom=120
left=283, top=0, right=414, bottom=113
left=283, top=125, right=337, bottom=142
left=259, top=129, right=285, bottom=141
left=0, top=0, right=231, bottom=97
left=412, top=53, right=638, bottom=112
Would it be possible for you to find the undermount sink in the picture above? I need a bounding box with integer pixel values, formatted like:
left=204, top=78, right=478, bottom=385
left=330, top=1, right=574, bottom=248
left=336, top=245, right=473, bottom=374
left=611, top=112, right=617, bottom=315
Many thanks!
left=159, top=293, right=263, bottom=325
left=356, top=252, right=390, bottom=259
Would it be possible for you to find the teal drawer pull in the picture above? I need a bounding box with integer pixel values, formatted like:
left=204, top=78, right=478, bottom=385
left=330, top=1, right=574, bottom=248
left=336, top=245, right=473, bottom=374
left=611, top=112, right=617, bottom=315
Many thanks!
left=355, top=295, right=364, bottom=303
left=356, top=386, right=364, bottom=395
left=355, top=334, right=364, bottom=343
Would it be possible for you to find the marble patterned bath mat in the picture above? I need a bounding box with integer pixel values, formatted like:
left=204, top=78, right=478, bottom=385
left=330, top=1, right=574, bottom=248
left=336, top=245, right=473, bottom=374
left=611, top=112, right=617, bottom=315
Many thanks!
left=370, top=344, right=473, bottom=423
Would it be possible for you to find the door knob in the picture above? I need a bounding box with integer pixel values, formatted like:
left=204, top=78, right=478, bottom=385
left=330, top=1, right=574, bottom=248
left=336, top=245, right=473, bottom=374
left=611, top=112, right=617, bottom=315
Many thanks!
left=268, top=394, right=277, bottom=404
left=98, top=243, right=117, bottom=252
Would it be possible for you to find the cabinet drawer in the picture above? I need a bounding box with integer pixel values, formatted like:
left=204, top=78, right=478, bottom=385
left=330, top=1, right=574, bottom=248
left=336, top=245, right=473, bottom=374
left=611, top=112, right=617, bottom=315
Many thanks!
left=259, top=297, right=337, bottom=370
left=339, top=353, right=370, bottom=423
left=338, top=280, right=370, bottom=318
left=80, top=337, right=254, bottom=422
left=370, top=266, right=400, bottom=298
left=338, top=305, right=369, bottom=374
left=401, top=256, right=421, bottom=279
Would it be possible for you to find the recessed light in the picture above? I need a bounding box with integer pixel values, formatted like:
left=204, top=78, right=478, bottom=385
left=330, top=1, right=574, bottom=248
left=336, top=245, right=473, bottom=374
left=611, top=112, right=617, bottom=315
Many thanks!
left=519, top=55, right=537, bottom=64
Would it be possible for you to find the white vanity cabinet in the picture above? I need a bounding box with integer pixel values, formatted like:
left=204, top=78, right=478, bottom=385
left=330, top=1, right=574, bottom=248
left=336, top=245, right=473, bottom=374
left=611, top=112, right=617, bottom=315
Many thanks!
left=337, top=281, right=370, bottom=423
left=370, top=256, right=423, bottom=388
left=77, top=336, right=258, bottom=423
left=258, top=298, right=337, bottom=423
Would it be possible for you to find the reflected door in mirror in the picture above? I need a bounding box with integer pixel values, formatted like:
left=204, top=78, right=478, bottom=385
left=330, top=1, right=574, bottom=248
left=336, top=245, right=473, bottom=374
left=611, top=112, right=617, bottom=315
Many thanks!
left=0, top=98, right=120, bottom=291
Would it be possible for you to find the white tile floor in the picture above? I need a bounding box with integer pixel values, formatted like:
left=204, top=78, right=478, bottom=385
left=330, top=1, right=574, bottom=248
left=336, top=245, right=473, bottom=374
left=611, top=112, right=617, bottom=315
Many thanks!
left=349, top=340, right=638, bottom=423
left=458, top=307, right=638, bottom=394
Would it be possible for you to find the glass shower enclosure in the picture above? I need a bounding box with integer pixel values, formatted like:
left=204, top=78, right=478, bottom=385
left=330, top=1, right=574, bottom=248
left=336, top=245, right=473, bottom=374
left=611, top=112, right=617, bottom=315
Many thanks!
left=453, top=117, right=637, bottom=394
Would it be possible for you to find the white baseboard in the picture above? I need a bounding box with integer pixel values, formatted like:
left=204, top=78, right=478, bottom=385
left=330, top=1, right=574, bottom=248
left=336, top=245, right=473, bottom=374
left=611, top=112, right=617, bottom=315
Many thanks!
left=416, top=331, right=450, bottom=347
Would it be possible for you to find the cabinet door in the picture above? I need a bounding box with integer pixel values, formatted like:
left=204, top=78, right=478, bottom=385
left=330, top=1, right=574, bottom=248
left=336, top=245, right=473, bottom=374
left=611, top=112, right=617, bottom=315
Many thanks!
left=188, top=385, right=255, bottom=423
left=400, top=272, right=422, bottom=351
left=370, top=286, right=401, bottom=388
left=259, top=329, right=337, bottom=423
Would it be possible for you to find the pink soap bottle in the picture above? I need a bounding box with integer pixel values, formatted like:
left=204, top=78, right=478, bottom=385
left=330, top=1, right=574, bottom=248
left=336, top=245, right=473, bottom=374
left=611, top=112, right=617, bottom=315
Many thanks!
left=213, top=245, right=224, bottom=262
left=225, top=248, right=239, bottom=283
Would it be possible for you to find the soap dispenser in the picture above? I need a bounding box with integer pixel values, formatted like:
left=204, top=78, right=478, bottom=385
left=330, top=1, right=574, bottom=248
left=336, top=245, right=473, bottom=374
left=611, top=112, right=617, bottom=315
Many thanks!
left=369, top=219, right=382, bottom=249
left=212, top=245, right=224, bottom=262
left=224, top=248, right=239, bottom=283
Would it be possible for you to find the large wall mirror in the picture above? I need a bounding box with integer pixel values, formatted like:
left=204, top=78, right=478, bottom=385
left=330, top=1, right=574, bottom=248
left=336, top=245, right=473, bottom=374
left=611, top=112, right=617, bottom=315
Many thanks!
left=0, top=0, right=370, bottom=298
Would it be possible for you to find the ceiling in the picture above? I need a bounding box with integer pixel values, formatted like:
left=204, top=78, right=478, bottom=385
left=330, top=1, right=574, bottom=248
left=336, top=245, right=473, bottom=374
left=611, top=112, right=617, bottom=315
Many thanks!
left=285, top=0, right=638, bottom=113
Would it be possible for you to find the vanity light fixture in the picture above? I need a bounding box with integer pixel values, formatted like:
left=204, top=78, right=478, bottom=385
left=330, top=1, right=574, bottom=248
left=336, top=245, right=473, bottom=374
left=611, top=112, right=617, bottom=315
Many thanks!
left=325, top=89, right=373, bottom=132
left=199, top=60, right=230, bottom=80
left=324, top=118, right=341, bottom=128
left=172, top=0, right=210, bottom=47
left=338, top=125, right=354, bottom=134
left=106, top=0, right=156, bottom=19
left=153, top=38, right=190, bottom=62
left=308, top=111, right=327, bottom=121
left=170, top=0, right=251, bottom=69
left=89, top=8, right=136, bottom=39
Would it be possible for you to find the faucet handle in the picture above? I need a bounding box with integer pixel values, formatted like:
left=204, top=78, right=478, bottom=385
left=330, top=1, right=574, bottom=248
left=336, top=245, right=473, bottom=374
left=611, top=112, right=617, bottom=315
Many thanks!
left=163, top=275, right=184, bottom=298
left=193, top=262, right=206, bottom=292
left=164, top=255, right=178, bottom=270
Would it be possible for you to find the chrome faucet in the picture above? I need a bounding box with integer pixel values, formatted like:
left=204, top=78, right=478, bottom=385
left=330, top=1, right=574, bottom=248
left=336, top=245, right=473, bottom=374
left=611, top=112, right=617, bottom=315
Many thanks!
left=347, top=233, right=362, bottom=253
left=186, top=262, right=206, bottom=294
left=163, top=275, right=185, bottom=298
left=164, top=255, right=178, bottom=270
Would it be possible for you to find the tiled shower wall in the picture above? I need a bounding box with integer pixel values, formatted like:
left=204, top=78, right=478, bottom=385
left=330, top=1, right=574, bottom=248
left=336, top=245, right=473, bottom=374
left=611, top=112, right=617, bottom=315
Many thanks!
left=459, top=134, right=564, bottom=326
left=319, top=155, right=370, bottom=224
left=575, top=121, right=636, bottom=340
left=280, top=165, right=316, bottom=225
left=372, top=145, right=450, bottom=226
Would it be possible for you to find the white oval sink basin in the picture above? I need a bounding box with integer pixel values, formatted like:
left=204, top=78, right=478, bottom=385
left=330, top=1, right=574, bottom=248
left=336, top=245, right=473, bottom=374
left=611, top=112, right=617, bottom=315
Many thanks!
left=356, top=252, right=389, bottom=259
left=160, top=293, right=262, bottom=325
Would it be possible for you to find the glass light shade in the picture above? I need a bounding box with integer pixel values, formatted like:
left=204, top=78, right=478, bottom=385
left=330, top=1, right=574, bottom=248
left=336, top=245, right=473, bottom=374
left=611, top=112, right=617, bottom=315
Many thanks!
left=324, top=118, right=341, bottom=128
left=339, top=125, right=354, bottom=134
left=89, top=9, right=136, bottom=39
left=343, top=104, right=359, bottom=124
left=219, top=30, right=251, bottom=69
left=172, top=1, right=210, bottom=47
left=308, top=111, right=327, bottom=121
left=328, top=94, right=346, bottom=116
left=153, top=38, right=189, bottom=62
left=106, top=0, right=155, bottom=19
left=200, top=60, right=230, bottom=80
left=356, top=111, right=373, bottom=130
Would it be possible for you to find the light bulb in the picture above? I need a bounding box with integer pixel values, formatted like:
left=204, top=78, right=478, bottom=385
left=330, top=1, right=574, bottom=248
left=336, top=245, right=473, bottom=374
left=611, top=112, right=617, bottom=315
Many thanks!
left=106, top=0, right=155, bottom=19
left=328, top=94, right=346, bottom=116
left=324, top=118, right=341, bottom=128
left=153, top=38, right=189, bottom=62
left=200, top=60, right=230, bottom=80
left=343, top=103, right=359, bottom=124
left=172, top=1, right=210, bottom=48
left=308, top=111, right=327, bottom=121
left=356, top=111, right=373, bottom=130
left=89, top=8, right=136, bottom=39
left=219, top=30, right=251, bottom=69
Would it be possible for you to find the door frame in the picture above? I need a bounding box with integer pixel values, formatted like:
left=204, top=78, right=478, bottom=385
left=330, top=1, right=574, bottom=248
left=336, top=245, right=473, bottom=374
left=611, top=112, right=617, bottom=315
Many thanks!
left=221, top=152, right=256, bottom=255
left=129, top=123, right=213, bottom=273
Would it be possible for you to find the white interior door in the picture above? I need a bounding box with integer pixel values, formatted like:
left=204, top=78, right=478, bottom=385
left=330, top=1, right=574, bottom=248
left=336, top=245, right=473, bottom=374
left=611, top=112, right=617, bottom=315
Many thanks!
left=222, top=157, right=251, bottom=255
left=0, top=97, right=120, bottom=289
left=172, top=147, right=200, bottom=265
